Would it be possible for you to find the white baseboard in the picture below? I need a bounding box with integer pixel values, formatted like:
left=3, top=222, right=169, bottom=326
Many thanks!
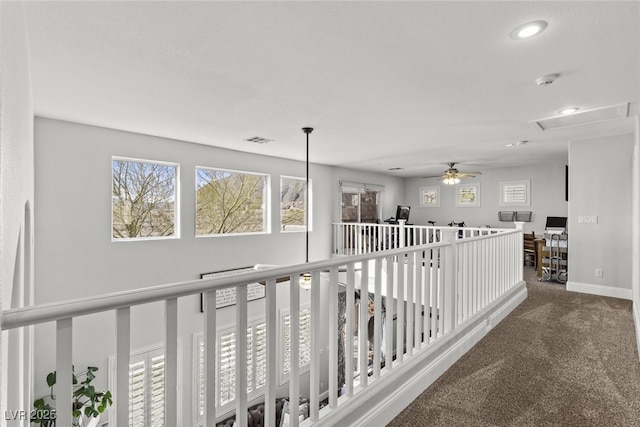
left=311, top=281, right=527, bottom=427
left=566, top=281, right=632, bottom=300
left=634, top=303, right=640, bottom=362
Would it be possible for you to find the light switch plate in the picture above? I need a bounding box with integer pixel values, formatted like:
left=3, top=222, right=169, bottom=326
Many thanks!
left=578, top=215, right=598, bottom=224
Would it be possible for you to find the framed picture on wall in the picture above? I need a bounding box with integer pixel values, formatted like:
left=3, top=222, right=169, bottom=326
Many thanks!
left=199, top=266, right=265, bottom=312
left=419, top=186, right=440, bottom=207
left=455, top=183, right=480, bottom=207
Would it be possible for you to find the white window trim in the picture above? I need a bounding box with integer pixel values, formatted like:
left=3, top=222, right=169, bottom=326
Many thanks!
left=195, top=166, right=271, bottom=237
left=111, top=156, right=180, bottom=242
left=108, top=342, right=182, bottom=427
left=499, top=179, right=531, bottom=207
left=280, top=175, right=312, bottom=233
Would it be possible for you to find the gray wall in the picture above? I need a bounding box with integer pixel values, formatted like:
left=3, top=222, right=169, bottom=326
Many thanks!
left=1, top=1, right=36, bottom=418
left=568, top=133, right=634, bottom=298
left=32, top=117, right=405, bottom=425
left=404, top=161, right=568, bottom=235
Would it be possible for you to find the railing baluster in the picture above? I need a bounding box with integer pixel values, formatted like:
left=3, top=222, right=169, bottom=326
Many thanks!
left=385, top=255, right=394, bottom=370
left=235, top=285, right=248, bottom=427
left=265, top=280, right=277, bottom=426
left=289, top=275, right=300, bottom=426
left=414, top=251, right=423, bottom=349
left=346, top=263, right=355, bottom=396
left=205, top=291, right=217, bottom=427
left=396, top=253, right=405, bottom=363
left=373, top=257, right=382, bottom=378
left=406, top=252, right=414, bottom=355
left=116, top=307, right=131, bottom=427
left=165, top=298, right=178, bottom=426
left=329, top=267, right=339, bottom=408
left=309, top=271, right=321, bottom=422
left=359, top=260, right=369, bottom=388
left=424, top=248, right=432, bottom=344
left=56, top=318, right=73, bottom=426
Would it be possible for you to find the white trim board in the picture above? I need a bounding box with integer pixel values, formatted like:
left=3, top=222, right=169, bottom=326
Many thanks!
left=566, top=281, right=632, bottom=300
left=634, top=304, right=640, bottom=363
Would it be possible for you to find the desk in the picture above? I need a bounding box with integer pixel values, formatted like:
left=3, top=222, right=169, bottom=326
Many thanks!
left=534, top=239, right=545, bottom=277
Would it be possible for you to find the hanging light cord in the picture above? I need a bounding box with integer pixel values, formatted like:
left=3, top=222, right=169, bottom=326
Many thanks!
left=302, top=127, right=313, bottom=263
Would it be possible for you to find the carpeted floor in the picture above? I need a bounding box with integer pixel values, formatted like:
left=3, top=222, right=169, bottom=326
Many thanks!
left=388, top=267, right=640, bottom=426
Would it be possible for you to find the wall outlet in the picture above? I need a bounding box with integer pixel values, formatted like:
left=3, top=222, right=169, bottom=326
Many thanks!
left=595, top=268, right=603, bottom=277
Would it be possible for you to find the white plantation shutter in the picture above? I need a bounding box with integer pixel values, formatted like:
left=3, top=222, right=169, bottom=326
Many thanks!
left=500, top=180, right=530, bottom=206
left=196, top=320, right=268, bottom=416
left=129, top=359, right=146, bottom=426
left=125, top=349, right=166, bottom=427
left=150, top=355, right=165, bottom=426
left=254, top=323, right=267, bottom=390
left=217, top=330, right=236, bottom=407
left=281, top=308, right=311, bottom=382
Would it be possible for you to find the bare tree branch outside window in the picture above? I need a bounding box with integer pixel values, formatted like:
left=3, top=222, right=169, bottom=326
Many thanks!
left=112, top=159, right=177, bottom=239
left=280, top=177, right=308, bottom=231
left=196, top=168, right=267, bottom=235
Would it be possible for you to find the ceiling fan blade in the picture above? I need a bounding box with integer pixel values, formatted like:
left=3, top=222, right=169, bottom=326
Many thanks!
left=421, top=174, right=446, bottom=179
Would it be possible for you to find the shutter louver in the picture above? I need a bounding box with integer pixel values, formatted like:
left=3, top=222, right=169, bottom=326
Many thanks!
left=282, top=308, right=311, bottom=379
left=150, top=355, right=165, bottom=426
left=129, top=360, right=146, bottom=426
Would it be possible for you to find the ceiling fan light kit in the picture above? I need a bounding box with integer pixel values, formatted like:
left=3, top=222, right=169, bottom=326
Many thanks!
left=422, top=162, right=483, bottom=185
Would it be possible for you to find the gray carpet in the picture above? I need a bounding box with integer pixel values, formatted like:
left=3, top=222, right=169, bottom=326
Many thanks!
left=388, top=267, right=640, bottom=426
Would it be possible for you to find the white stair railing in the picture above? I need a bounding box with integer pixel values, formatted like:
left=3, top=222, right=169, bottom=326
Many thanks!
left=333, top=222, right=500, bottom=256
left=1, top=227, right=523, bottom=427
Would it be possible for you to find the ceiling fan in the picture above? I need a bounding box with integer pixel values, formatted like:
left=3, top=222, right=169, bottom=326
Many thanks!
left=422, top=162, right=483, bottom=185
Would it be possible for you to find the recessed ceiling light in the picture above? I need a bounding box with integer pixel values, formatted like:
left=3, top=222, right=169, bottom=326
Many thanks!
left=510, top=20, right=548, bottom=40
left=558, top=107, right=580, bottom=115
left=507, top=140, right=528, bottom=147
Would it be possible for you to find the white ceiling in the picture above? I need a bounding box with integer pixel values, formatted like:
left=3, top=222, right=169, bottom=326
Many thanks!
left=23, top=1, right=640, bottom=178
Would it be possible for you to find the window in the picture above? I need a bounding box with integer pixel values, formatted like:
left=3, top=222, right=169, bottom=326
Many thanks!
left=280, top=176, right=311, bottom=232
left=112, top=158, right=178, bottom=240
left=280, top=307, right=311, bottom=383
left=193, top=308, right=310, bottom=421
left=194, top=320, right=267, bottom=418
left=340, top=181, right=383, bottom=223
left=195, top=167, right=269, bottom=235
left=500, top=180, right=530, bottom=206
left=108, top=347, right=167, bottom=427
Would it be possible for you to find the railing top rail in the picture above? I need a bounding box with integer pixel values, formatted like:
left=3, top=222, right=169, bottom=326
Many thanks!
left=1, top=239, right=451, bottom=331
left=332, top=222, right=515, bottom=233
left=3, top=226, right=520, bottom=331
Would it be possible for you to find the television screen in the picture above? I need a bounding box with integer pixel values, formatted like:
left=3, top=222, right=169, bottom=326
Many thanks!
left=395, top=205, right=411, bottom=222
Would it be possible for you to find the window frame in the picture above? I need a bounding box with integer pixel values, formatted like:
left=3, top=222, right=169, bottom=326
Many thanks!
left=280, top=175, right=312, bottom=233
left=195, top=166, right=271, bottom=237
left=499, top=180, right=531, bottom=207
left=111, top=156, right=180, bottom=242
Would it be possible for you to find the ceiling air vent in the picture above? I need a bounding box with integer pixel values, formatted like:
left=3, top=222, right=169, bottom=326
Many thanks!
left=244, top=136, right=273, bottom=144
left=529, top=103, right=630, bottom=131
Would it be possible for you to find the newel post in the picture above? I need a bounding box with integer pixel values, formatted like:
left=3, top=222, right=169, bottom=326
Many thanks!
left=441, top=228, right=458, bottom=333
left=399, top=219, right=406, bottom=248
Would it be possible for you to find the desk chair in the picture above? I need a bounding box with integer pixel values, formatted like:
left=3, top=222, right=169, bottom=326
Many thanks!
left=524, top=232, right=536, bottom=267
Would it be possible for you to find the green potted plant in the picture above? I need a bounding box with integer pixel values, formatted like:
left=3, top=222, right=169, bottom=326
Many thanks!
left=32, top=366, right=113, bottom=427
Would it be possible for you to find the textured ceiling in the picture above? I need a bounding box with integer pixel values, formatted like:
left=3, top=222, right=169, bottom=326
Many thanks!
left=23, top=1, right=640, bottom=177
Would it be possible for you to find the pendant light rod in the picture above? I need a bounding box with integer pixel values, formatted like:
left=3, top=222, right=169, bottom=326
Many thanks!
left=302, top=127, right=313, bottom=263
